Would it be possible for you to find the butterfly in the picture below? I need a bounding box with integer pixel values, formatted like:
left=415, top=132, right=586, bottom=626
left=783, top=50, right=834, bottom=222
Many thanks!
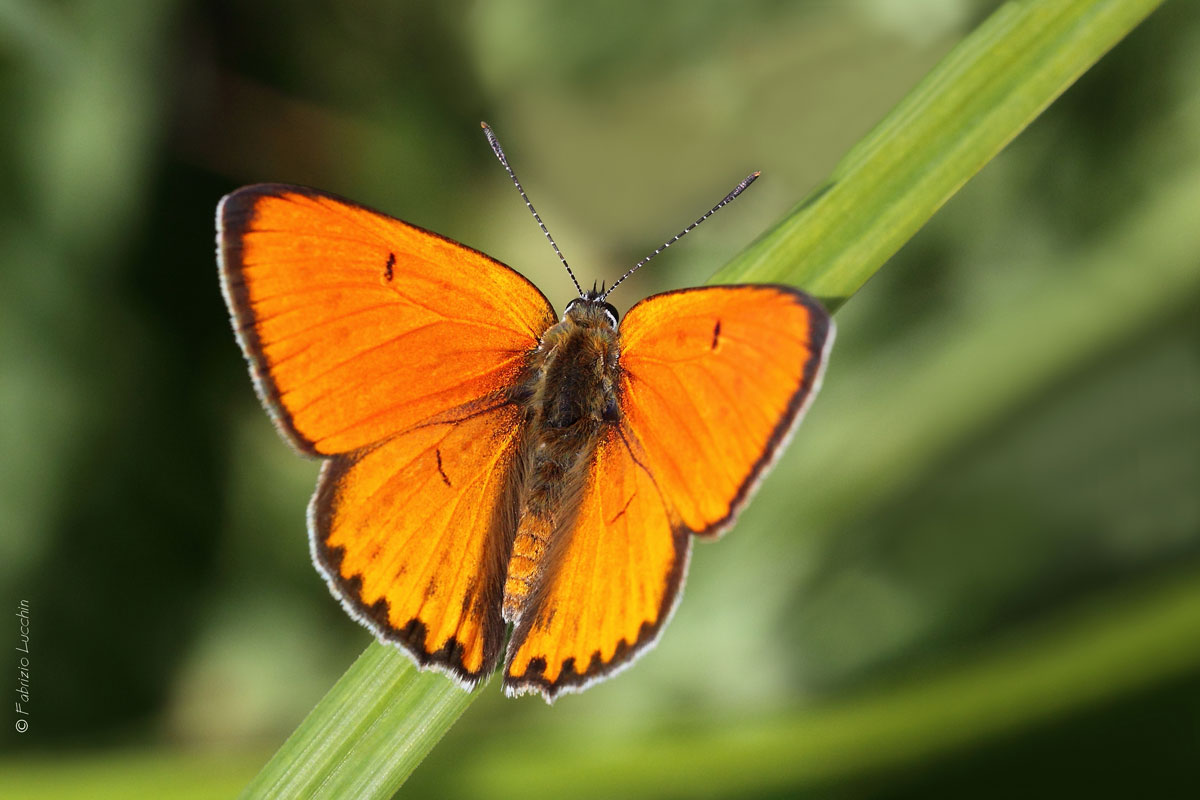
left=216, top=123, right=833, bottom=701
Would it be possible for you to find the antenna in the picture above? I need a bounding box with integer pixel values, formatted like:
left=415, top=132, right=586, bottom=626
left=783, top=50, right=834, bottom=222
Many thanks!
left=602, top=171, right=760, bottom=301
left=481, top=122, right=583, bottom=297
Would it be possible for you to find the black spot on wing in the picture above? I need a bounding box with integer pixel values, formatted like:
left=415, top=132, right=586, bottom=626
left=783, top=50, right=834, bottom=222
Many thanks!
left=384, top=252, right=396, bottom=281
left=436, top=449, right=451, bottom=486
left=607, top=491, right=636, bottom=525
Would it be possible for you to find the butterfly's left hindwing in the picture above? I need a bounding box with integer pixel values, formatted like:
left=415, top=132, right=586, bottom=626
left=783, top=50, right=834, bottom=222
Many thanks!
left=504, top=285, right=833, bottom=699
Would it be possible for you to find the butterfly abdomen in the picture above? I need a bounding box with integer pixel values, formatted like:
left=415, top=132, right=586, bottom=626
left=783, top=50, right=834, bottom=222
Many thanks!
left=502, top=300, right=620, bottom=622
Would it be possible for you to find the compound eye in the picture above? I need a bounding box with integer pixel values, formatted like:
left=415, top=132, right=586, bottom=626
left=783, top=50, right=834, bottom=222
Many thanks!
left=602, top=303, right=619, bottom=326
left=565, top=298, right=584, bottom=315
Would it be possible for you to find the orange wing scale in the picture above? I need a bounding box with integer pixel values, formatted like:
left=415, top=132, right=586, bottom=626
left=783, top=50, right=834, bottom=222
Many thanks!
left=504, top=285, right=832, bottom=699
left=219, top=185, right=553, bottom=455
left=218, top=185, right=554, bottom=686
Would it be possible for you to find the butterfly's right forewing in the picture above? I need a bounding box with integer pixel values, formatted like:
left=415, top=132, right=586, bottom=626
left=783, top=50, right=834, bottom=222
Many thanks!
left=617, top=285, right=833, bottom=537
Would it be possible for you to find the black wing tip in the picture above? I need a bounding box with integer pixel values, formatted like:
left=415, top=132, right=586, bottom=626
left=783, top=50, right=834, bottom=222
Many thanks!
left=217, top=183, right=319, bottom=229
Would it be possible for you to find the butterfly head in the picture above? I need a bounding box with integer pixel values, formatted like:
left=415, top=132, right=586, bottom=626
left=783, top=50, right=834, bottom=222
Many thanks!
left=564, top=284, right=618, bottom=329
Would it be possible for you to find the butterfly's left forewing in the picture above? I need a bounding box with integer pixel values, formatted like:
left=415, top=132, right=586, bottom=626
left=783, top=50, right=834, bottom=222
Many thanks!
left=504, top=285, right=832, bottom=699
left=218, top=185, right=554, bottom=456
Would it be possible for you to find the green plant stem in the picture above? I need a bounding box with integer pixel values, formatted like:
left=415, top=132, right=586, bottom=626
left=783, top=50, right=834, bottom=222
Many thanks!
left=240, top=1, right=1164, bottom=796
left=238, top=644, right=478, bottom=799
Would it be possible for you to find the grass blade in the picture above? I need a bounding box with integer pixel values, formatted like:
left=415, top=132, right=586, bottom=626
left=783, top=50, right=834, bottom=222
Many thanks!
left=239, top=643, right=477, bottom=799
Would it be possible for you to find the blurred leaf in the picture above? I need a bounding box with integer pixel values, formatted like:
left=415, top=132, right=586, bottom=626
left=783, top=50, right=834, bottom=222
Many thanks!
left=0, top=749, right=262, bottom=800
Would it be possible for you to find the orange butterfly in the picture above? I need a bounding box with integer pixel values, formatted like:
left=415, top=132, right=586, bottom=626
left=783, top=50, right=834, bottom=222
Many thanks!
left=217, top=123, right=833, bottom=700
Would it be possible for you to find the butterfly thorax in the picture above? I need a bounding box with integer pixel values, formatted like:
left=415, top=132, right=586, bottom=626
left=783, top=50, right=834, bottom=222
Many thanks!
left=502, top=296, right=621, bottom=622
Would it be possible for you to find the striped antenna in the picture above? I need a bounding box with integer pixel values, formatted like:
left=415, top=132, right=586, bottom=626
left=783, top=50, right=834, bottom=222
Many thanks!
left=481, top=122, right=583, bottom=298
left=602, top=171, right=760, bottom=301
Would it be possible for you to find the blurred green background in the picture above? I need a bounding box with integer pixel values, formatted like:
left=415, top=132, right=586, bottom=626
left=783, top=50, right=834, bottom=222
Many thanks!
left=2, top=0, right=1198, bottom=797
